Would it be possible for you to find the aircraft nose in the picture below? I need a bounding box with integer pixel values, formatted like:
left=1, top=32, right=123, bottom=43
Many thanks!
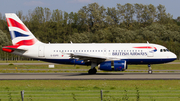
left=170, top=52, right=177, bottom=60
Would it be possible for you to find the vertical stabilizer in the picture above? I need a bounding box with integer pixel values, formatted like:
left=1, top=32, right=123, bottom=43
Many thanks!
left=5, top=13, right=41, bottom=46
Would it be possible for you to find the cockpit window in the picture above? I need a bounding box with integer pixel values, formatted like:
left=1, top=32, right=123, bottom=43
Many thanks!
left=160, top=49, right=169, bottom=52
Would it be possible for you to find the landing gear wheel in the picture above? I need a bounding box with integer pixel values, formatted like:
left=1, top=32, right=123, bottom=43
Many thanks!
left=148, top=64, right=153, bottom=74
left=148, top=70, right=152, bottom=74
left=88, top=68, right=97, bottom=74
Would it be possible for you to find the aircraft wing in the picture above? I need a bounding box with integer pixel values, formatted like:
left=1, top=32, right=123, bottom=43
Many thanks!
left=68, top=53, right=121, bottom=63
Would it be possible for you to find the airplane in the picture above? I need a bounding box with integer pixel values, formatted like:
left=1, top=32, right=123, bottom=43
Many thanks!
left=2, top=13, right=177, bottom=74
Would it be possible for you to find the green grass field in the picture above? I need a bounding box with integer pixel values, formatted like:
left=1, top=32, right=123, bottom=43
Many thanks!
left=0, top=60, right=48, bottom=63
left=0, top=80, right=180, bottom=101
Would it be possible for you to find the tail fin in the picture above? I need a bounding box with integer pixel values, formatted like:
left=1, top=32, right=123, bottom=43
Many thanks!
left=5, top=13, right=41, bottom=46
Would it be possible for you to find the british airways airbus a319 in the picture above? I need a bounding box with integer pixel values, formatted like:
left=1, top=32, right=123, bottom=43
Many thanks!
left=2, top=13, right=177, bottom=74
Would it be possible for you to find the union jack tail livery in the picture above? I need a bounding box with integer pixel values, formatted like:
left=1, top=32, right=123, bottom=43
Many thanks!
left=3, top=13, right=42, bottom=53
left=6, top=13, right=43, bottom=45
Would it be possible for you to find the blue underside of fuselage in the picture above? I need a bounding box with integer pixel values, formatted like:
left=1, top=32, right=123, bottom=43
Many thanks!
left=37, top=58, right=176, bottom=65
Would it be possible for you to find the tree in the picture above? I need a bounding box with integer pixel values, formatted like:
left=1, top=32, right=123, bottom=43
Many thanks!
left=157, top=4, right=173, bottom=24
left=106, top=7, right=119, bottom=26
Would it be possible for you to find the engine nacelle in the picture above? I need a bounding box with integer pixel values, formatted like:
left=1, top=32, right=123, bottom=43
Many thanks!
left=98, top=60, right=127, bottom=71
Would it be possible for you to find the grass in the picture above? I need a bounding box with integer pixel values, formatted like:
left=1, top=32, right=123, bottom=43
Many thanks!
left=0, top=64, right=89, bottom=69
left=0, top=80, right=178, bottom=91
left=173, top=60, right=180, bottom=62
left=129, top=64, right=180, bottom=70
left=0, top=60, right=48, bottom=63
left=0, top=80, right=180, bottom=101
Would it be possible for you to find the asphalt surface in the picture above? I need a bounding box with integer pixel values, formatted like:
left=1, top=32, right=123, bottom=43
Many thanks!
left=0, top=73, right=179, bottom=80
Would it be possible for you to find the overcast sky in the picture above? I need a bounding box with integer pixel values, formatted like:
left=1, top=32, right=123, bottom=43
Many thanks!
left=0, top=0, right=179, bottom=19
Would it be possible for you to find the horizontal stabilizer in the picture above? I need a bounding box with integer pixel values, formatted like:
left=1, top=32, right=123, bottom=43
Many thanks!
left=2, top=45, right=27, bottom=53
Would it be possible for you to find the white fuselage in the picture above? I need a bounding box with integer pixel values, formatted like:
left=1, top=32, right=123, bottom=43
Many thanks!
left=14, top=43, right=177, bottom=65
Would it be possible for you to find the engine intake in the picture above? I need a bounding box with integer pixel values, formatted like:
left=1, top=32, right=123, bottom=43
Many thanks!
left=98, top=60, right=127, bottom=71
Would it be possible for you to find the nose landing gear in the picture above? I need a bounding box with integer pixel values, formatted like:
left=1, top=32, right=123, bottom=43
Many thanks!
left=148, top=64, right=152, bottom=74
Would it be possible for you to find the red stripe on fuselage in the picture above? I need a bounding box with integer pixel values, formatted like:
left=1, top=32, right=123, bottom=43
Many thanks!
left=7, top=18, right=28, bottom=32
left=133, top=46, right=153, bottom=49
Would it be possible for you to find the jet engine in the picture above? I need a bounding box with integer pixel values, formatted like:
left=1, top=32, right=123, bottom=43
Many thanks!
left=98, top=60, right=127, bottom=71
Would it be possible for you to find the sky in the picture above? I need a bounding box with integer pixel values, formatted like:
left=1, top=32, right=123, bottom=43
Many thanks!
left=0, top=0, right=180, bottom=19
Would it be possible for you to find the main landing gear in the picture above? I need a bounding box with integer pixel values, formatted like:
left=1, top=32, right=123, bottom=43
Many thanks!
left=88, top=68, right=97, bottom=74
left=148, top=64, right=152, bottom=74
left=88, top=62, right=97, bottom=74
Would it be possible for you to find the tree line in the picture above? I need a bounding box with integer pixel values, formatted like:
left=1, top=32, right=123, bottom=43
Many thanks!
left=0, top=3, right=180, bottom=61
